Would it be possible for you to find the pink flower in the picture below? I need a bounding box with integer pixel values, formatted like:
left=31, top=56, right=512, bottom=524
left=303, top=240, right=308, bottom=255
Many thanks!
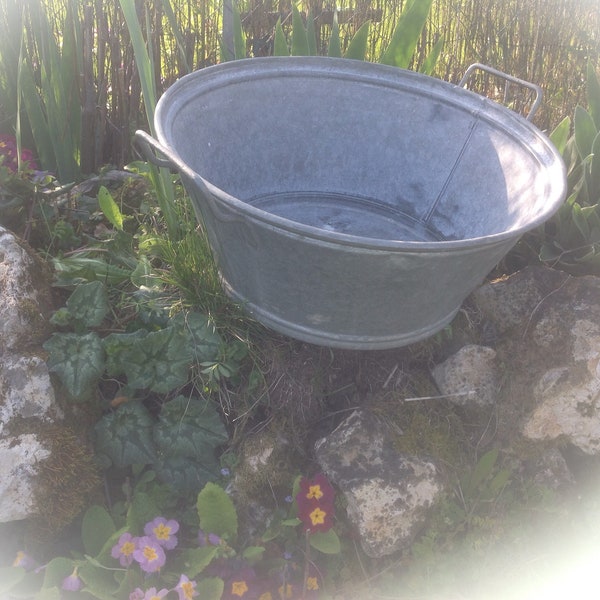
left=61, top=568, right=83, bottom=591
left=144, top=516, right=179, bottom=550
left=111, top=532, right=137, bottom=567
left=132, top=536, right=166, bottom=573
left=175, top=574, right=198, bottom=600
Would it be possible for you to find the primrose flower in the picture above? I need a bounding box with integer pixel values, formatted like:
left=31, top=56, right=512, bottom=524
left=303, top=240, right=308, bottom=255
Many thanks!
left=223, top=567, right=257, bottom=599
left=296, top=473, right=335, bottom=533
left=175, top=574, right=198, bottom=600
left=61, top=568, right=83, bottom=591
left=0, top=134, right=38, bottom=172
left=132, top=536, right=166, bottom=573
left=111, top=532, right=137, bottom=567
left=144, top=516, right=179, bottom=550
left=135, top=587, right=169, bottom=600
left=12, top=550, right=37, bottom=571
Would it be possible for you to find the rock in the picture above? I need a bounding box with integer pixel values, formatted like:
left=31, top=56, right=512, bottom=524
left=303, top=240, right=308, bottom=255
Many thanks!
left=431, top=344, right=498, bottom=406
left=0, top=225, right=53, bottom=353
left=0, top=226, right=69, bottom=523
left=315, top=410, right=444, bottom=558
left=0, top=435, right=51, bottom=522
left=475, top=267, right=600, bottom=456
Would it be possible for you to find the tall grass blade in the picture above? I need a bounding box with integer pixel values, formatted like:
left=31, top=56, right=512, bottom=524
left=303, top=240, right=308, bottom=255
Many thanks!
left=273, top=18, right=289, bottom=56
left=119, top=0, right=180, bottom=240
left=379, top=0, right=433, bottom=68
left=161, top=0, right=191, bottom=74
left=306, top=10, right=317, bottom=56
left=327, top=11, right=341, bottom=58
left=233, top=1, right=246, bottom=60
left=419, top=37, right=444, bottom=75
left=344, top=21, right=370, bottom=61
left=587, top=63, right=600, bottom=131
left=291, top=4, right=309, bottom=56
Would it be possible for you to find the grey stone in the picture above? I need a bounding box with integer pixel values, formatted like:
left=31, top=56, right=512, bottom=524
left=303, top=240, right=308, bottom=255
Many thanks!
left=0, top=226, right=62, bottom=522
left=315, top=410, right=444, bottom=558
left=0, top=434, right=51, bottom=522
left=431, top=344, right=498, bottom=406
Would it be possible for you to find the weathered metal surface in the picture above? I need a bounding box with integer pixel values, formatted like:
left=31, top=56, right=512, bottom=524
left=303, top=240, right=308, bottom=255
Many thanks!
left=135, top=57, right=566, bottom=349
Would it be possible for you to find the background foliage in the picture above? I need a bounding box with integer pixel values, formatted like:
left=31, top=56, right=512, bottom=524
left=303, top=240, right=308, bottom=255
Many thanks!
left=0, top=0, right=598, bottom=178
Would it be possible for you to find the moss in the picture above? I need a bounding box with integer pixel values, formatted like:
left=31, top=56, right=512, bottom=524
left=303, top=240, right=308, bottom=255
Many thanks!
left=26, top=424, right=101, bottom=546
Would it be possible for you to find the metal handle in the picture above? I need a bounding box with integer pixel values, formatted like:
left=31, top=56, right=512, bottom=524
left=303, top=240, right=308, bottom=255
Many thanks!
left=133, top=130, right=177, bottom=169
left=459, top=63, right=542, bottom=121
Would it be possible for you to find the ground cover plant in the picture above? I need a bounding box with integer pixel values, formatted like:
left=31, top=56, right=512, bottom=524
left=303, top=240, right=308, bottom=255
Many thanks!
left=1, top=0, right=600, bottom=598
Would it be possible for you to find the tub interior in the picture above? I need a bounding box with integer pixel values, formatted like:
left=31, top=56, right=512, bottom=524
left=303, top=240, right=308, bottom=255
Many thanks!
left=161, top=61, right=562, bottom=243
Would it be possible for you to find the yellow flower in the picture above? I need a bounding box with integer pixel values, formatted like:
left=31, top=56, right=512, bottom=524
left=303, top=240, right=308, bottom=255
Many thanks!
left=309, top=506, right=327, bottom=526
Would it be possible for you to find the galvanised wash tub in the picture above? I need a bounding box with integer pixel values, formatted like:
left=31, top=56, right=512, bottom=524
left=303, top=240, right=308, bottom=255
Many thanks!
left=136, top=57, right=567, bottom=349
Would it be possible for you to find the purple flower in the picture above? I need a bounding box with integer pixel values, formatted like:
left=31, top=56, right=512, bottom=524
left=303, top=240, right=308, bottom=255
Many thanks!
left=61, top=568, right=83, bottom=591
left=198, top=529, right=222, bottom=546
left=175, top=574, right=198, bottom=600
left=111, top=532, right=137, bottom=567
left=132, top=536, right=166, bottom=573
left=144, top=517, right=179, bottom=550
left=133, top=587, right=169, bottom=600
left=12, top=551, right=37, bottom=571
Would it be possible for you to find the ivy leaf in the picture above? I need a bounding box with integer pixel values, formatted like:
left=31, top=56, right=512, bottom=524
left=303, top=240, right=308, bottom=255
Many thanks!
left=44, top=332, right=105, bottom=398
left=93, top=402, right=157, bottom=468
left=197, top=482, right=238, bottom=541
left=120, top=326, right=192, bottom=392
left=153, top=396, right=228, bottom=460
left=103, top=330, right=148, bottom=377
left=65, top=280, right=109, bottom=327
left=173, top=312, right=222, bottom=362
left=155, top=455, right=221, bottom=493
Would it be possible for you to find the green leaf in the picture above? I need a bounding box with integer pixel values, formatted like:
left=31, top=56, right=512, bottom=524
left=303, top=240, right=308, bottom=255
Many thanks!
left=550, top=116, right=572, bottom=156
left=173, top=311, right=222, bottom=362
left=98, top=185, right=124, bottom=231
left=51, top=255, right=132, bottom=286
left=153, top=395, right=228, bottom=459
left=155, top=455, right=221, bottom=492
left=327, top=11, right=342, bottom=58
left=574, top=105, right=597, bottom=161
left=291, top=5, right=309, bottom=56
left=420, top=37, right=444, bottom=76
left=196, top=577, right=224, bottom=600
left=170, top=547, right=219, bottom=579
left=233, top=1, right=246, bottom=60
left=78, top=562, right=120, bottom=600
left=117, top=326, right=192, bottom=393
left=197, top=482, right=238, bottom=540
left=126, top=490, right=162, bottom=534
left=0, top=567, right=25, bottom=595
left=463, top=448, right=499, bottom=499
left=589, top=131, right=600, bottom=201
left=42, top=557, right=73, bottom=589
left=306, top=10, right=317, bottom=56
left=93, top=402, right=157, bottom=468
left=44, top=332, right=105, bottom=398
left=82, top=505, right=117, bottom=557
left=65, top=281, right=109, bottom=327
left=308, top=529, right=341, bottom=554
left=380, top=0, right=434, bottom=68
left=273, top=18, right=289, bottom=56
left=242, top=546, right=265, bottom=564
left=587, top=62, right=600, bottom=130
left=344, top=21, right=370, bottom=60
left=103, top=330, right=147, bottom=377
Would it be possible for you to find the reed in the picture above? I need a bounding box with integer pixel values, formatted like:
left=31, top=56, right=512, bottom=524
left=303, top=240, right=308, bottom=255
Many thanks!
left=0, top=0, right=597, bottom=176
